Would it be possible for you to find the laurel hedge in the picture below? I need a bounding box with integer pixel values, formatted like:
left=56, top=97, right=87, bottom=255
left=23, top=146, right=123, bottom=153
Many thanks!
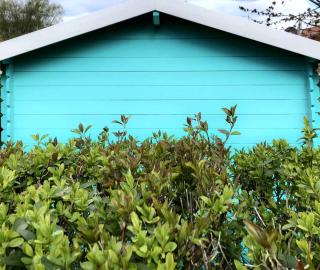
left=0, top=108, right=319, bottom=270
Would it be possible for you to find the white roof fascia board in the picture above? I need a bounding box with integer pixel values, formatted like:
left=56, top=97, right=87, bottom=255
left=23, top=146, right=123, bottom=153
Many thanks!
left=0, top=0, right=153, bottom=61
left=156, top=0, right=320, bottom=60
left=0, top=0, right=320, bottom=61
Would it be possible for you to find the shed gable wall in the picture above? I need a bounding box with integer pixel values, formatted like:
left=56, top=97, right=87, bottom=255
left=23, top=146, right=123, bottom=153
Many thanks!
left=4, top=14, right=311, bottom=147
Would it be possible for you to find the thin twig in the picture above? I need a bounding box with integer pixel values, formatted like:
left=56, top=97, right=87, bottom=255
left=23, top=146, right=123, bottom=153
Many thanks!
left=217, top=232, right=233, bottom=270
left=254, top=207, right=266, bottom=227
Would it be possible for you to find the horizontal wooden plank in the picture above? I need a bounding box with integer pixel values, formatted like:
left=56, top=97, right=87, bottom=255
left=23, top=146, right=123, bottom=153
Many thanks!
left=13, top=100, right=308, bottom=114
left=14, top=85, right=307, bottom=101
left=11, top=114, right=306, bottom=129
left=17, top=38, right=295, bottom=59
left=13, top=70, right=306, bottom=86
left=14, top=56, right=305, bottom=72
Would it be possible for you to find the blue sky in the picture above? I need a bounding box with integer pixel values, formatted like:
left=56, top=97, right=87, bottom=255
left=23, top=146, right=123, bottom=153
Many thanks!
left=53, top=0, right=311, bottom=23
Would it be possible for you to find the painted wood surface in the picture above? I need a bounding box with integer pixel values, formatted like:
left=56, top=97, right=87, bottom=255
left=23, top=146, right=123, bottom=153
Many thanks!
left=1, top=62, right=14, bottom=142
left=307, top=61, right=320, bottom=145
left=9, top=14, right=312, bottom=147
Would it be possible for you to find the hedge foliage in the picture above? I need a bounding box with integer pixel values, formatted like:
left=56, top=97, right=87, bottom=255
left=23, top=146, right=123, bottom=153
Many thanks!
left=0, top=107, right=320, bottom=270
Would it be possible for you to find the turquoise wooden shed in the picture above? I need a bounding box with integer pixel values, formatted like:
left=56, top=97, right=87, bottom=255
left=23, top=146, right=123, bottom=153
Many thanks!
left=0, top=0, right=320, bottom=147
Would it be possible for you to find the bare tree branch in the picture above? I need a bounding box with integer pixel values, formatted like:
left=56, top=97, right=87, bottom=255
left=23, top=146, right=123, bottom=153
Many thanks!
left=240, top=0, right=320, bottom=30
left=0, top=0, right=64, bottom=41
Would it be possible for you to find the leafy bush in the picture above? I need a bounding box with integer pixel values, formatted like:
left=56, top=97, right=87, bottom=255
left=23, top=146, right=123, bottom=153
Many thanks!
left=0, top=108, right=319, bottom=269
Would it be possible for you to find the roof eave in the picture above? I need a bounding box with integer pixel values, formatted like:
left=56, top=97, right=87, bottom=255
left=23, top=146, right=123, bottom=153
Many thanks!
left=0, top=0, right=153, bottom=61
left=156, top=0, right=320, bottom=60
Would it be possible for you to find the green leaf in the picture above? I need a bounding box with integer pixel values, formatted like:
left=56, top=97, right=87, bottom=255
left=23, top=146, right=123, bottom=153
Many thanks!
left=79, top=123, right=84, bottom=133
left=139, top=245, right=148, bottom=254
left=282, top=223, right=294, bottom=230
left=0, top=167, right=15, bottom=189
left=234, top=260, right=247, bottom=270
left=296, top=239, right=309, bottom=254
left=22, top=243, right=33, bottom=257
left=191, top=238, right=203, bottom=246
left=85, top=125, right=93, bottom=133
left=131, top=212, right=140, bottom=228
left=41, top=257, right=62, bottom=270
left=164, top=253, right=176, bottom=270
left=0, top=251, right=25, bottom=267
left=19, top=229, right=36, bottom=241
left=277, top=253, right=297, bottom=269
left=200, top=196, right=211, bottom=205
left=164, top=242, right=177, bottom=253
left=81, top=262, right=95, bottom=270
left=9, top=238, right=24, bottom=247
left=13, top=218, right=28, bottom=233
left=218, top=129, right=229, bottom=135
left=21, top=257, right=32, bottom=265
left=108, top=249, right=119, bottom=264
left=221, top=108, right=230, bottom=115
left=31, top=134, right=40, bottom=141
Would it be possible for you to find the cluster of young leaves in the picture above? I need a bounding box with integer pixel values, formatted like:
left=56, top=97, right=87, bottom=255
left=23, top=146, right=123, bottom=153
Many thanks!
left=0, top=107, right=320, bottom=269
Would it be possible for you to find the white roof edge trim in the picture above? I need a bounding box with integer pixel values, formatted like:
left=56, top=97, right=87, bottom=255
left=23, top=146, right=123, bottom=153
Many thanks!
left=155, top=0, right=320, bottom=61
left=0, top=0, right=153, bottom=61
left=0, top=0, right=320, bottom=62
